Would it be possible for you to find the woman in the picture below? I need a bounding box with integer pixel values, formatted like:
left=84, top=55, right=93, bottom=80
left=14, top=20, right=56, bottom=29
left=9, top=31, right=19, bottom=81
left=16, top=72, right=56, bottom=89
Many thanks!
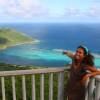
left=63, top=45, right=100, bottom=100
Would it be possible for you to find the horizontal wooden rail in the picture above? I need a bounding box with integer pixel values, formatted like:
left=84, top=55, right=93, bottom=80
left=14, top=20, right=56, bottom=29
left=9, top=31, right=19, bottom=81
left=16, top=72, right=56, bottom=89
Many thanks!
left=0, top=67, right=68, bottom=77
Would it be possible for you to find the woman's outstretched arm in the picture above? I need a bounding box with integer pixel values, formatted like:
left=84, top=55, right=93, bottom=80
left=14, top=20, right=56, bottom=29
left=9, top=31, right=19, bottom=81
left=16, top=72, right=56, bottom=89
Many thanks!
left=63, top=50, right=74, bottom=59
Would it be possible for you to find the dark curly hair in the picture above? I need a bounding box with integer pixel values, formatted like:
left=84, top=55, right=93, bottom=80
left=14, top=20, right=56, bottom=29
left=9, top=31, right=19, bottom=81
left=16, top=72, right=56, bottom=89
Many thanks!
left=77, top=45, right=94, bottom=66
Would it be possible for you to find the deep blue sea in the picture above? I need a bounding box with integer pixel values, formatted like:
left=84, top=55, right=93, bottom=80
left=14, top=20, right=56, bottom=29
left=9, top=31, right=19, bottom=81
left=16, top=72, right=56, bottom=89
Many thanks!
left=0, top=23, right=100, bottom=67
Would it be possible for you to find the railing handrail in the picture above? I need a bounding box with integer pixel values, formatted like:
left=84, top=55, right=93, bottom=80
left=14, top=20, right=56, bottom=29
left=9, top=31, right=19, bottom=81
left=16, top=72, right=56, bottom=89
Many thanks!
left=0, top=67, right=67, bottom=100
left=0, top=67, right=69, bottom=77
left=0, top=67, right=100, bottom=100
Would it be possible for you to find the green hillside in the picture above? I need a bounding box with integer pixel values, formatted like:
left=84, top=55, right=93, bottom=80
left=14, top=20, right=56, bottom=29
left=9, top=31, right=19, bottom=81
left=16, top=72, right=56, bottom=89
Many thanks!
left=0, top=28, right=36, bottom=49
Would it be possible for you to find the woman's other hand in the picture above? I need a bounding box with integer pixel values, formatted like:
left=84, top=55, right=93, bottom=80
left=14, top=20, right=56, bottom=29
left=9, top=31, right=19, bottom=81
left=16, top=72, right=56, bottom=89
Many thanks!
left=81, top=74, right=91, bottom=85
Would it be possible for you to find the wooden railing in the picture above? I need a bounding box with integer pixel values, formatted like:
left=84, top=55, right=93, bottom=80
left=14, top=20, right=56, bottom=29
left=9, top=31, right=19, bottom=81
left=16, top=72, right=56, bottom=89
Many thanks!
left=0, top=67, right=100, bottom=100
left=0, top=68, right=66, bottom=100
left=85, top=74, right=100, bottom=100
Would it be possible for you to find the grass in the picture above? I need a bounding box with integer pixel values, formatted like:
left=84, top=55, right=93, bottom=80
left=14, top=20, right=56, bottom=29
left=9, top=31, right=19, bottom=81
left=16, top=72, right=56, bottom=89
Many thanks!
left=0, top=28, right=35, bottom=50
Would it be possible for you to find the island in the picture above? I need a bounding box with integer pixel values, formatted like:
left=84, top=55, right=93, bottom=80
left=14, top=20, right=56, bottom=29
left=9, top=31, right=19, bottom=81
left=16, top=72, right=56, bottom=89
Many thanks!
left=0, top=28, right=39, bottom=49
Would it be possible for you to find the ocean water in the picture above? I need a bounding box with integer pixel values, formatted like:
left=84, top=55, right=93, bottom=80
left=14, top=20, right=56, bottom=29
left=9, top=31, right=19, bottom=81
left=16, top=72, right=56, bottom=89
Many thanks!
left=0, top=23, right=100, bottom=67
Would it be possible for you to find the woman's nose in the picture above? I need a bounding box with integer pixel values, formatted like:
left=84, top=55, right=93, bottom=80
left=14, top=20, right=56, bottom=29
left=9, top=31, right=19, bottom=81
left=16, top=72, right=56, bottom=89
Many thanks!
left=76, top=52, right=80, bottom=55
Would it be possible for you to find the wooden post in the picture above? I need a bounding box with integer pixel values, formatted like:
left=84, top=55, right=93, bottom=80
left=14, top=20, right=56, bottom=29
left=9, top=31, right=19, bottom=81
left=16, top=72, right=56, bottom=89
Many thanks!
left=1, top=77, right=6, bottom=100
left=58, top=72, right=64, bottom=100
left=88, top=77, right=95, bottom=100
left=49, top=73, right=53, bottom=100
left=85, top=78, right=89, bottom=100
left=95, top=75, right=100, bottom=100
left=32, top=75, right=36, bottom=100
left=12, top=76, right=16, bottom=100
left=40, top=74, right=44, bottom=100
left=22, top=75, right=26, bottom=100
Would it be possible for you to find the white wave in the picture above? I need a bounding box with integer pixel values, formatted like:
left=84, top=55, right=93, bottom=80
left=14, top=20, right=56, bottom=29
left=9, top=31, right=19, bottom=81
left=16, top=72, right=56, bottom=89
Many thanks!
left=93, top=53, right=100, bottom=58
left=52, top=49, right=64, bottom=52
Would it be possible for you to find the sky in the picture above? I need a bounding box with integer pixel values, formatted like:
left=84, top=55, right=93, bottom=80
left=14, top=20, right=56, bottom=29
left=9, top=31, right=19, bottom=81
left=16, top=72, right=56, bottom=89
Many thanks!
left=0, top=0, right=100, bottom=23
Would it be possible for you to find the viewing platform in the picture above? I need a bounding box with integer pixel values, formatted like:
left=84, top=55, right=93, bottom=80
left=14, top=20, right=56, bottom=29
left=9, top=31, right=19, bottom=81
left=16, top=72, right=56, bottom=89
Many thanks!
left=0, top=67, right=100, bottom=100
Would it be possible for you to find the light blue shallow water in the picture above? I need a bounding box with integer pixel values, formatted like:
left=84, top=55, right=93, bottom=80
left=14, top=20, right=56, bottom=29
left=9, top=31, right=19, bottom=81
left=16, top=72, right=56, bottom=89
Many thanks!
left=0, top=44, right=100, bottom=68
left=0, top=44, right=71, bottom=67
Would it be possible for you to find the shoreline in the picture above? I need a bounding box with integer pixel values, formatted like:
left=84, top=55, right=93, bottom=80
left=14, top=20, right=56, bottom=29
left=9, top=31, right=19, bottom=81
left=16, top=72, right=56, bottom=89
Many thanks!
left=10, top=39, right=40, bottom=46
left=0, top=39, right=40, bottom=50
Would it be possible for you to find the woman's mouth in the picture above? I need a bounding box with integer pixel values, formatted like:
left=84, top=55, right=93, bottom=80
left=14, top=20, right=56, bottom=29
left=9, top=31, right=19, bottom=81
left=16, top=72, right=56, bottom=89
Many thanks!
left=75, top=55, right=80, bottom=59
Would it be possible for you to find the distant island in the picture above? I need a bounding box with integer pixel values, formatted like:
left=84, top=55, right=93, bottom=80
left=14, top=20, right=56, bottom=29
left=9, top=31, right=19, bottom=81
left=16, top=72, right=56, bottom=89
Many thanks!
left=0, top=28, right=39, bottom=50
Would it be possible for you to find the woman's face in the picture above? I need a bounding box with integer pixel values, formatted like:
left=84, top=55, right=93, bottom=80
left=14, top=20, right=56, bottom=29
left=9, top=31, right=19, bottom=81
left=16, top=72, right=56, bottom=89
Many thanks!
left=74, top=48, right=85, bottom=61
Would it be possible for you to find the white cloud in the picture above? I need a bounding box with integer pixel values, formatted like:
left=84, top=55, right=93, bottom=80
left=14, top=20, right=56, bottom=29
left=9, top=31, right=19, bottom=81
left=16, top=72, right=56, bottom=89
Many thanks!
left=0, top=0, right=9, bottom=6
left=63, top=3, right=100, bottom=20
left=66, top=7, right=78, bottom=15
left=0, top=0, right=49, bottom=18
left=1, top=0, right=100, bottom=22
left=86, top=4, right=100, bottom=17
left=63, top=7, right=85, bottom=19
